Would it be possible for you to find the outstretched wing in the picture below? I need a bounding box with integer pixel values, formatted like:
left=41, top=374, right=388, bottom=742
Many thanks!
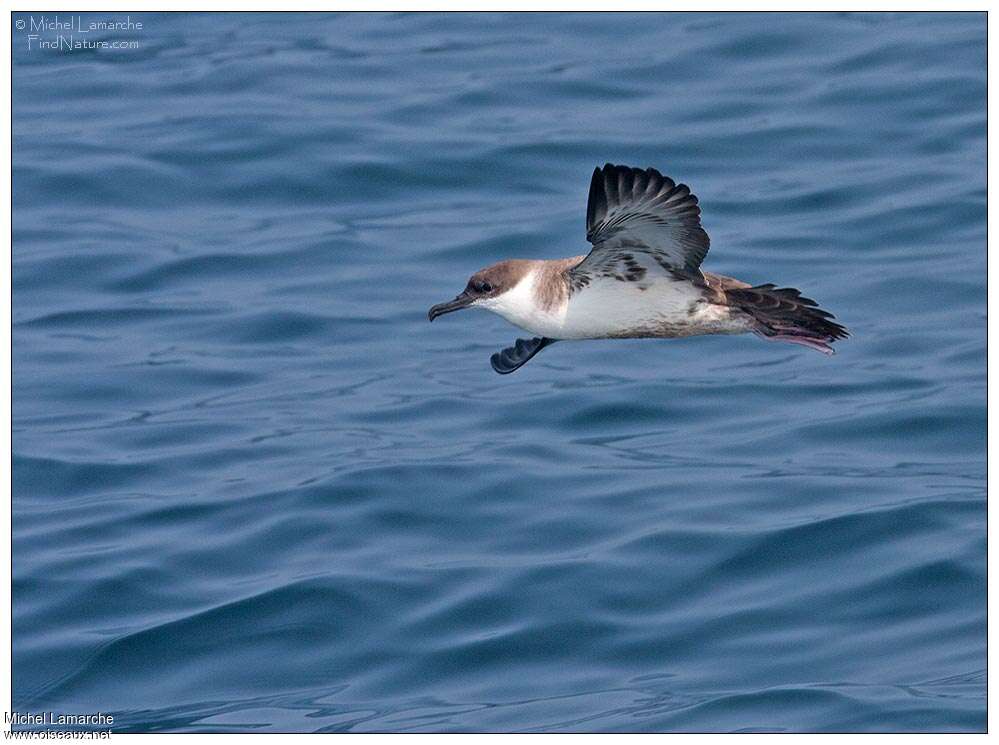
left=570, top=163, right=710, bottom=287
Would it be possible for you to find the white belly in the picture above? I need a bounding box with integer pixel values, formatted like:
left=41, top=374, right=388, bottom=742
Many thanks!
left=479, top=270, right=746, bottom=340
left=558, top=278, right=735, bottom=339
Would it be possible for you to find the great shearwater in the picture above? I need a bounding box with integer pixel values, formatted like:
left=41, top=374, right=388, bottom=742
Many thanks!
left=429, top=163, right=847, bottom=374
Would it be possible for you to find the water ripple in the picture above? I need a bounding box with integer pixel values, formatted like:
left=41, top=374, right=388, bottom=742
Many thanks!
left=13, top=11, right=984, bottom=733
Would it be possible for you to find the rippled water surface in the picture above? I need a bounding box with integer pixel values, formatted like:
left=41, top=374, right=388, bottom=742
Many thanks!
left=12, top=12, right=986, bottom=732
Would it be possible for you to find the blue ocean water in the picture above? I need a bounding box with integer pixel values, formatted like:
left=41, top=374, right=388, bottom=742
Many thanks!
left=12, top=11, right=986, bottom=733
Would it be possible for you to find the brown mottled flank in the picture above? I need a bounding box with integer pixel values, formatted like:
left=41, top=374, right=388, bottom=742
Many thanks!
left=602, top=322, right=711, bottom=339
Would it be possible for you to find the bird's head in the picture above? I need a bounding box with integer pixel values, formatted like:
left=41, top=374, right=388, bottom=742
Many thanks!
left=428, top=260, right=530, bottom=322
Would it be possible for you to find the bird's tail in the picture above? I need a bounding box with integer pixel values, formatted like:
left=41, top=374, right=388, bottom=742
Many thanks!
left=725, top=283, right=848, bottom=355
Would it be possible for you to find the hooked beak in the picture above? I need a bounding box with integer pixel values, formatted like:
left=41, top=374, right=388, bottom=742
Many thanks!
left=428, top=291, right=475, bottom=322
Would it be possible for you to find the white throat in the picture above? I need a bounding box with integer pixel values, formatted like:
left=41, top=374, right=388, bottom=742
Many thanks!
left=477, top=269, right=566, bottom=338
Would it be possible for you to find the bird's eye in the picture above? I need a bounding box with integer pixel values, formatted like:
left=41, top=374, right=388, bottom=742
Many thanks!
left=480, top=282, right=493, bottom=293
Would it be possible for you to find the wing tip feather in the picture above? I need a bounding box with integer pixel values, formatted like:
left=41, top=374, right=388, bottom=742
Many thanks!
left=583, top=162, right=710, bottom=275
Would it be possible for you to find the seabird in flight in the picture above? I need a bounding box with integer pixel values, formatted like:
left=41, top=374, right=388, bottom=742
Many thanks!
left=429, top=163, right=847, bottom=374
